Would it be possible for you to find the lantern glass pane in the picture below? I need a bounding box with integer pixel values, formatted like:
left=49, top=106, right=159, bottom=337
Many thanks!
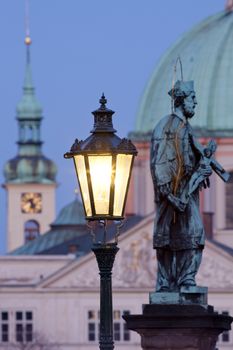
left=113, top=154, right=133, bottom=216
left=74, top=155, right=92, bottom=217
left=88, top=155, right=112, bottom=215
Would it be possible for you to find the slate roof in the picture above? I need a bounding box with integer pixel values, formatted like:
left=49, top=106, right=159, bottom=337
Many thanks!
left=51, top=197, right=86, bottom=226
left=209, top=238, right=233, bottom=257
left=11, top=197, right=232, bottom=260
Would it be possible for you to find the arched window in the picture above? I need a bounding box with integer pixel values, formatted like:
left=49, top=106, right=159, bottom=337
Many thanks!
left=226, top=171, right=233, bottom=228
left=24, top=220, right=40, bottom=243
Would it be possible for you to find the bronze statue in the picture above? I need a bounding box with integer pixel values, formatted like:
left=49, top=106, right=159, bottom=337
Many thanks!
left=150, top=80, right=230, bottom=292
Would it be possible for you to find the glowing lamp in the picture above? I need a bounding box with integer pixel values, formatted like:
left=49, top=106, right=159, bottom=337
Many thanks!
left=64, top=94, right=137, bottom=221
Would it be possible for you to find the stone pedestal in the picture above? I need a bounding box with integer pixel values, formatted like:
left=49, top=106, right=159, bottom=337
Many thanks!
left=123, top=290, right=233, bottom=350
left=149, top=286, right=208, bottom=306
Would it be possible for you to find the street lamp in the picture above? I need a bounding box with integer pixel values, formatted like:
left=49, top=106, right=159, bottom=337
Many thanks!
left=64, top=94, right=137, bottom=350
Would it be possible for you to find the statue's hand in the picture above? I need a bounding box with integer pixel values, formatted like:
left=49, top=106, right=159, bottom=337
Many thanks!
left=159, top=183, right=171, bottom=197
left=184, top=165, right=193, bottom=176
left=159, top=184, right=186, bottom=211
left=167, top=193, right=186, bottom=212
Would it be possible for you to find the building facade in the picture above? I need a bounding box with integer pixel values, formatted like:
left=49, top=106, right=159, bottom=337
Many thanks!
left=1, top=214, right=233, bottom=349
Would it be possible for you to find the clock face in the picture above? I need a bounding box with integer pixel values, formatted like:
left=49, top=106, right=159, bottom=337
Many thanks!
left=21, top=193, right=42, bottom=214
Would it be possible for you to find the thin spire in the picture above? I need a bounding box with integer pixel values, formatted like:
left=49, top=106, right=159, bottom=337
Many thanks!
left=24, top=46, right=33, bottom=90
left=24, top=0, right=32, bottom=64
left=17, top=0, right=42, bottom=120
left=23, top=0, right=33, bottom=89
left=15, top=0, right=43, bottom=158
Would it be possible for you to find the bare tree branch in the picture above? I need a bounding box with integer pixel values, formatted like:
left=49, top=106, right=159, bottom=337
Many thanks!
left=6, top=331, right=60, bottom=350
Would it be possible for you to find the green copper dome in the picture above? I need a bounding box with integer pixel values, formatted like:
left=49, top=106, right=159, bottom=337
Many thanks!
left=136, top=10, right=233, bottom=137
left=51, top=198, right=86, bottom=227
left=4, top=156, right=57, bottom=184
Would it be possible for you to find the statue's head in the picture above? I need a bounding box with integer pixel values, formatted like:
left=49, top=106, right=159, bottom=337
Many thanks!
left=168, top=80, right=197, bottom=119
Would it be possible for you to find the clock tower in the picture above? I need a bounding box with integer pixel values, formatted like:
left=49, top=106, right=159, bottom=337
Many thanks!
left=3, top=36, right=57, bottom=252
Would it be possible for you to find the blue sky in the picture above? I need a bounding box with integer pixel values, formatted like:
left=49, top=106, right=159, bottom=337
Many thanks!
left=0, top=1, right=224, bottom=253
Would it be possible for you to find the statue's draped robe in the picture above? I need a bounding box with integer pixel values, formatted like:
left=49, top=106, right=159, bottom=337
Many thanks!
left=150, top=113, right=205, bottom=251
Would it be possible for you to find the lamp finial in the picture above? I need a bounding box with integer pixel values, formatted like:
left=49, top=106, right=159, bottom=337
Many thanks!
left=99, top=93, right=107, bottom=108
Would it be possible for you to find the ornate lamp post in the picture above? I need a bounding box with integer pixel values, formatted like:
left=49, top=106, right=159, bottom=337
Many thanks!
left=64, top=94, right=137, bottom=350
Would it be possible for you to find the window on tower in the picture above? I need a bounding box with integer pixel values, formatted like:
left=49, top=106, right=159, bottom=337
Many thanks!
left=24, top=220, right=40, bottom=243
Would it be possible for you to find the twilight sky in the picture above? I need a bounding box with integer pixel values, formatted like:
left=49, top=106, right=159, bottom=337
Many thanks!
left=0, top=0, right=224, bottom=253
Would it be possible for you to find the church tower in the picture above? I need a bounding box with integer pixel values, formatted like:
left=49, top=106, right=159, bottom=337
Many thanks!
left=3, top=34, right=57, bottom=252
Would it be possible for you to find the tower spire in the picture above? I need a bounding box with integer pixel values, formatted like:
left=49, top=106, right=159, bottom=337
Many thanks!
left=23, top=38, right=33, bottom=91
left=4, top=0, right=57, bottom=183
left=25, top=0, right=32, bottom=62
left=16, top=0, right=43, bottom=157
left=3, top=0, right=57, bottom=253
left=24, top=0, right=33, bottom=89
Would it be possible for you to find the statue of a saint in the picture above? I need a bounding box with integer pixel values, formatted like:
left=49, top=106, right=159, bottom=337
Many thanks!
left=150, top=80, right=229, bottom=292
